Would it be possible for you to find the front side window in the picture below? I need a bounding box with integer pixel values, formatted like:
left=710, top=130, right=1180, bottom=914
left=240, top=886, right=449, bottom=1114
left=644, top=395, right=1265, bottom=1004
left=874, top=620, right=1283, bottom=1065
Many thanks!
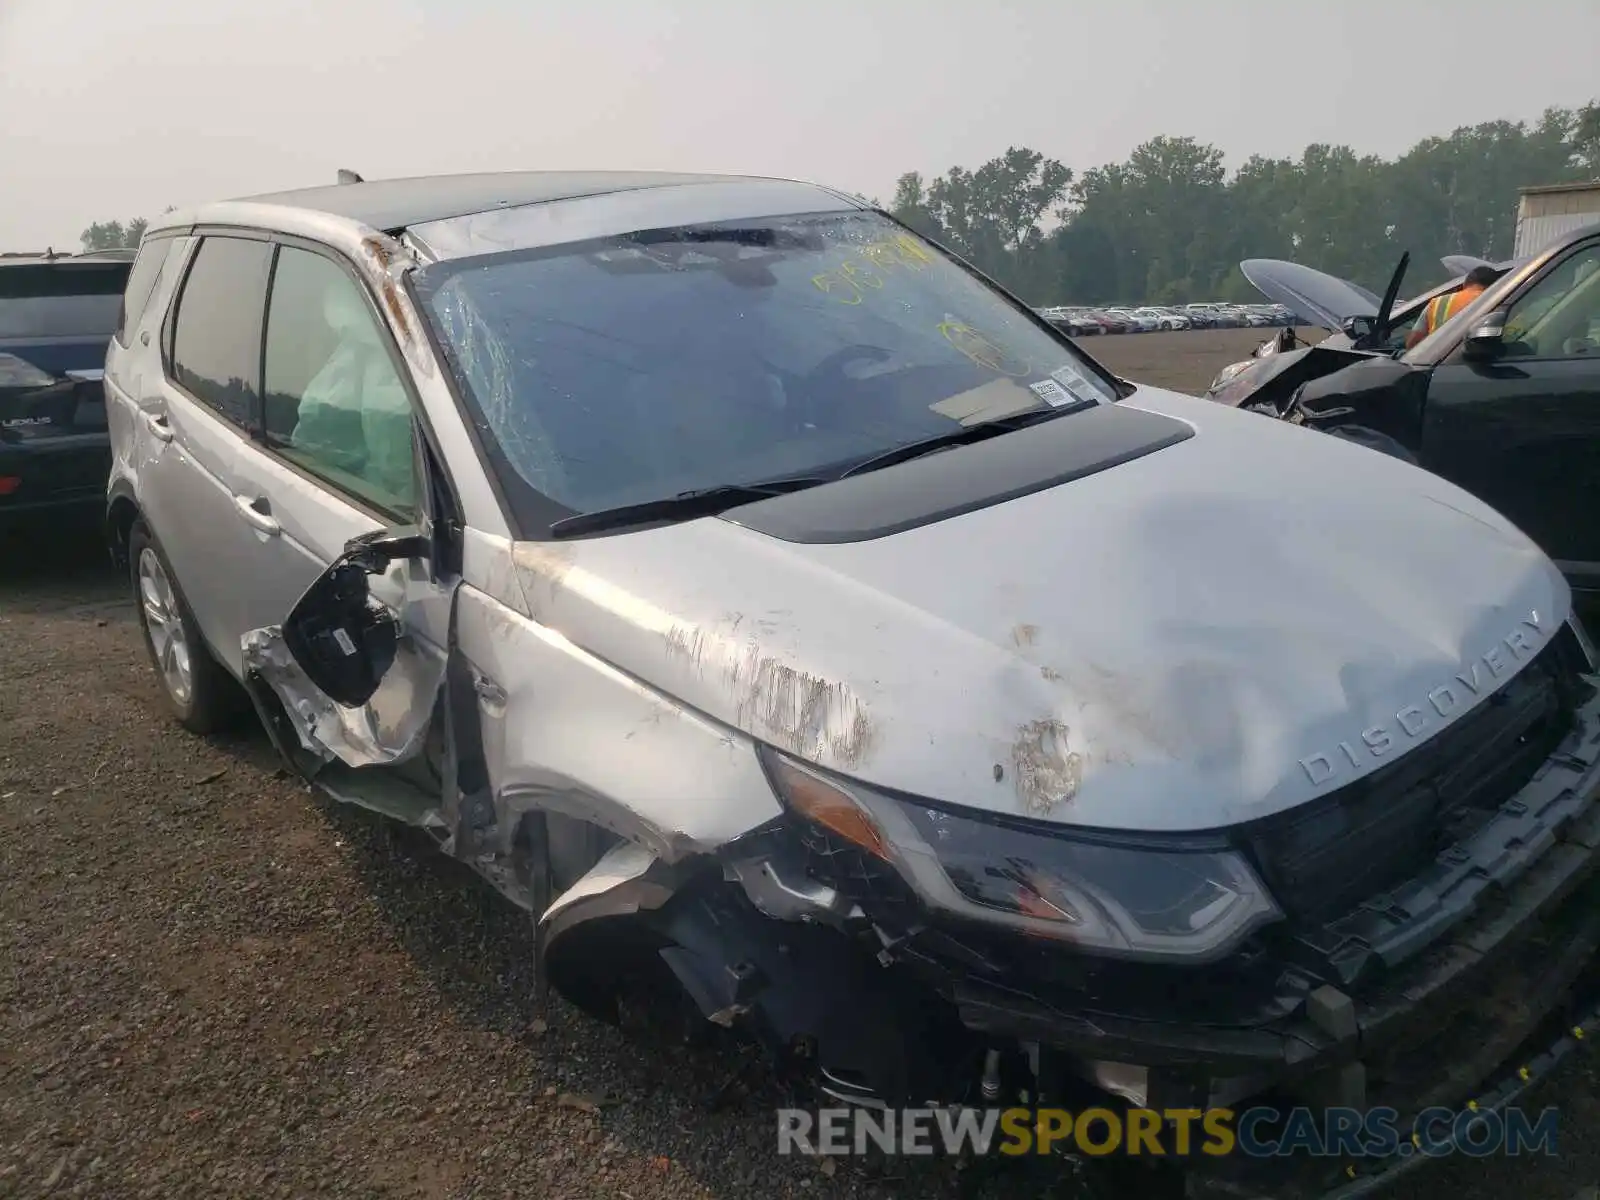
left=413, top=210, right=1116, bottom=527
left=168, top=236, right=272, bottom=428
left=1502, top=245, right=1600, bottom=359
left=262, top=246, right=416, bottom=517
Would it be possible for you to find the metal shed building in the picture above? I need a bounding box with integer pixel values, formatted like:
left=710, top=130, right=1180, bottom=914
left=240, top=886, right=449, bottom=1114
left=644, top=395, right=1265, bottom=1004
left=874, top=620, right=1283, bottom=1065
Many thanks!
left=1513, top=181, right=1600, bottom=257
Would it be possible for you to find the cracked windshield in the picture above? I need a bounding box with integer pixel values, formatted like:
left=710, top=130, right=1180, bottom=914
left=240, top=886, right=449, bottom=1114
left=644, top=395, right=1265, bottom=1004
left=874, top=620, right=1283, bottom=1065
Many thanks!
left=417, top=212, right=1113, bottom=517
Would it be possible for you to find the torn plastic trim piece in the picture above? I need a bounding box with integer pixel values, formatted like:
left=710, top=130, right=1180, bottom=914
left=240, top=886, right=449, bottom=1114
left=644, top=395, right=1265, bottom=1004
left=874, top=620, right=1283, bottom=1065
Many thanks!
left=492, top=780, right=706, bottom=867
left=244, top=664, right=336, bottom=779
left=241, top=623, right=441, bottom=769
left=727, top=852, right=857, bottom=924
left=538, top=841, right=679, bottom=943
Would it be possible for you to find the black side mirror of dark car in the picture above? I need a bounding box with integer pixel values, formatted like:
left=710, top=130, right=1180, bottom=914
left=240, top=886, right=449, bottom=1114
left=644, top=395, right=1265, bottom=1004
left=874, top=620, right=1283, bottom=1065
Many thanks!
left=1462, top=308, right=1509, bottom=362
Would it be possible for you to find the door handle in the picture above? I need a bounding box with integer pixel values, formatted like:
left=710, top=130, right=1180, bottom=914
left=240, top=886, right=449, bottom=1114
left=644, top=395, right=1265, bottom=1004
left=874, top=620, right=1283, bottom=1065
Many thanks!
left=234, top=494, right=281, bottom=537
left=141, top=410, right=173, bottom=443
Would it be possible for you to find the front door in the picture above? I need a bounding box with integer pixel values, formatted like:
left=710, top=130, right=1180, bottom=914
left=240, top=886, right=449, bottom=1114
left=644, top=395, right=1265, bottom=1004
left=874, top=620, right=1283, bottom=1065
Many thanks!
left=1420, top=239, right=1600, bottom=597
left=231, top=240, right=453, bottom=779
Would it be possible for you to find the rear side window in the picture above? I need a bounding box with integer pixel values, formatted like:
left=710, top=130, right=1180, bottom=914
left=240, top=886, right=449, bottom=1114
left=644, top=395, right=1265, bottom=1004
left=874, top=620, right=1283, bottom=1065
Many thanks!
left=168, top=236, right=272, bottom=429
left=0, top=264, right=129, bottom=339
left=115, top=238, right=180, bottom=346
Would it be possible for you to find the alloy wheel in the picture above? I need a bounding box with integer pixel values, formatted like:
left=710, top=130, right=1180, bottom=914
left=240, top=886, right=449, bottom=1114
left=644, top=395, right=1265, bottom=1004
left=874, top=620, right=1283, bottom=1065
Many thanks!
left=138, top=547, right=193, bottom=707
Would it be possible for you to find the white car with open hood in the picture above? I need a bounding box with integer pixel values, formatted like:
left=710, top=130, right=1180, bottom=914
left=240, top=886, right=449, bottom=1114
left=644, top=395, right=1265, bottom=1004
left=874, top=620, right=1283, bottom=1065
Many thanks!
left=103, top=171, right=1600, bottom=1196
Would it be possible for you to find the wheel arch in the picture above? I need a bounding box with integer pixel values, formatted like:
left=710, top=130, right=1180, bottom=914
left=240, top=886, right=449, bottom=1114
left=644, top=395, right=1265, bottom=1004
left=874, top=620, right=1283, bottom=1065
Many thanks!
left=106, top=481, right=140, bottom=571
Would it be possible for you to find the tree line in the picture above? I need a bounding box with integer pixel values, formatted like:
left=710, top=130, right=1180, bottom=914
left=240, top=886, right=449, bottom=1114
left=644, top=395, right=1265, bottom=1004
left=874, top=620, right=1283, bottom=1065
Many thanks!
left=81, top=101, right=1599, bottom=304
left=886, top=101, right=1599, bottom=305
left=80, top=217, right=150, bottom=252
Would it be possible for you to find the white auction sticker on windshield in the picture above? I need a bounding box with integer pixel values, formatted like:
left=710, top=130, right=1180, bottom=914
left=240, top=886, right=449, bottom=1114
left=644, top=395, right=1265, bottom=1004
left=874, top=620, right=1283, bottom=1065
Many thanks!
left=1028, top=378, right=1073, bottom=407
left=1050, top=363, right=1110, bottom=404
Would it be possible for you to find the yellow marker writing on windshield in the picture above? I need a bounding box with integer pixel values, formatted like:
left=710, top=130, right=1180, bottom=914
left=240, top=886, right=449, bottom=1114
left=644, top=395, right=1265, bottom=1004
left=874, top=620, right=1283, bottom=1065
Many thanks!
left=838, top=259, right=884, bottom=291
left=813, top=235, right=936, bottom=305
left=938, top=319, right=1031, bottom=376
left=812, top=270, right=863, bottom=305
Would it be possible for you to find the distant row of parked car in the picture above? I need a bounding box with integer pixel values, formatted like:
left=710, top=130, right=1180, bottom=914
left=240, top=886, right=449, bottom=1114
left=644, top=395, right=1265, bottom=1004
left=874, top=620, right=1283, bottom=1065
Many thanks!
left=1034, top=301, right=1294, bottom=335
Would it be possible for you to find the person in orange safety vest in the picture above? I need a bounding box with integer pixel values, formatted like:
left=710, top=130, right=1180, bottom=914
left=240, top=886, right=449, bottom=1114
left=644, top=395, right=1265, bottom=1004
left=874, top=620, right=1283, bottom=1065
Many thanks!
left=1405, top=265, right=1499, bottom=349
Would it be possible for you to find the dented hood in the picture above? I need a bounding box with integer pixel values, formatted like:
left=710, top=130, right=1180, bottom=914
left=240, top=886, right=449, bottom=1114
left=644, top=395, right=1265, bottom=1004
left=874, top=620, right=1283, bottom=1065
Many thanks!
left=507, top=387, right=1568, bottom=834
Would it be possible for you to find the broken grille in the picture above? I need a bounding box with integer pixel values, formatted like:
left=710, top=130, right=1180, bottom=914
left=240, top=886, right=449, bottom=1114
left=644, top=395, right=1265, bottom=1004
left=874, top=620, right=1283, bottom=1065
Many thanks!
left=1245, top=634, right=1578, bottom=924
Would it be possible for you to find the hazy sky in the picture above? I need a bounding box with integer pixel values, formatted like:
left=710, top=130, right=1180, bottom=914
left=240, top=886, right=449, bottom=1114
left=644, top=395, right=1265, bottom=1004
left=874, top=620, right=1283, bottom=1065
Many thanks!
left=3, top=0, right=1598, bottom=250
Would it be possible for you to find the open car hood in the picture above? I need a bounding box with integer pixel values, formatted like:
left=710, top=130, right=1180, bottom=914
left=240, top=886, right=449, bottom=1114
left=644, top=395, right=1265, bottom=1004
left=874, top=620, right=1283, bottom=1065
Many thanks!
left=1240, top=259, right=1382, bottom=331
left=1441, top=254, right=1493, bottom=277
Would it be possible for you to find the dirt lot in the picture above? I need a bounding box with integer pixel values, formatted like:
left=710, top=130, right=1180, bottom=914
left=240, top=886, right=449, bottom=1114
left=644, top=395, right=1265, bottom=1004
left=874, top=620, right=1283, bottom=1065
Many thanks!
left=2, top=328, right=1597, bottom=1199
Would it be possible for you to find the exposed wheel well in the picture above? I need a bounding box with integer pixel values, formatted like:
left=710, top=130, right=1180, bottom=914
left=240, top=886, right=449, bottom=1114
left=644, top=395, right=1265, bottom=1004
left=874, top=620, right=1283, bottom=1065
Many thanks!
left=106, top=495, right=140, bottom=571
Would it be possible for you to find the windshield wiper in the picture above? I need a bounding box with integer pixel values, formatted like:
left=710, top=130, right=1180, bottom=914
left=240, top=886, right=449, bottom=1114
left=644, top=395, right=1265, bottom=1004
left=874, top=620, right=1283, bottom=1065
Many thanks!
left=548, top=476, right=830, bottom=539
left=836, top=402, right=1088, bottom=480
left=547, top=403, right=1090, bottom=538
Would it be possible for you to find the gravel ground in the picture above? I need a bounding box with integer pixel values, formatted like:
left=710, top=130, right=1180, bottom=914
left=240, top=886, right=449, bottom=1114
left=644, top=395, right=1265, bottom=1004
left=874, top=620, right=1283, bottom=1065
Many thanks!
left=2, top=329, right=1597, bottom=1200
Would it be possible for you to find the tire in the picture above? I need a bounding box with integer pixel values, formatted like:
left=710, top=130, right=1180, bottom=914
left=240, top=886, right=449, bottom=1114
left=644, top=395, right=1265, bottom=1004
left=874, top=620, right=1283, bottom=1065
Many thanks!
left=128, top=516, right=246, bottom=734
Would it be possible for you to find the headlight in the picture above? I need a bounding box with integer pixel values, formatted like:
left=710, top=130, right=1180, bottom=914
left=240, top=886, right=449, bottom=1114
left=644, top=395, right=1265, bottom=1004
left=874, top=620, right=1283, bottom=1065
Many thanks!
left=760, top=749, right=1281, bottom=963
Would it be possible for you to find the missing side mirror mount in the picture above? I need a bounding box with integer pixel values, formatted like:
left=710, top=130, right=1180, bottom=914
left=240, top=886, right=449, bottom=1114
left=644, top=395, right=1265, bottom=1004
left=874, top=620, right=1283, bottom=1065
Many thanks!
left=273, top=524, right=431, bottom=709
left=344, top=524, right=431, bottom=575
left=282, top=561, right=399, bottom=709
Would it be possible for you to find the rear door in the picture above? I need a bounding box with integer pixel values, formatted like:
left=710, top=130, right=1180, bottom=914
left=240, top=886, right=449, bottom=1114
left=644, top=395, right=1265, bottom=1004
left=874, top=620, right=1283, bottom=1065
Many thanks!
left=1420, top=238, right=1600, bottom=591
left=104, top=236, right=188, bottom=481
left=137, top=234, right=276, bottom=674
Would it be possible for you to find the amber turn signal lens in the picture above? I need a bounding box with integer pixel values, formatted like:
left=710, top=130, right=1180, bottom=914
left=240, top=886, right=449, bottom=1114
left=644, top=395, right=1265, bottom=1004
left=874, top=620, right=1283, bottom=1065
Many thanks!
left=773, top=759, right=890, bottom=860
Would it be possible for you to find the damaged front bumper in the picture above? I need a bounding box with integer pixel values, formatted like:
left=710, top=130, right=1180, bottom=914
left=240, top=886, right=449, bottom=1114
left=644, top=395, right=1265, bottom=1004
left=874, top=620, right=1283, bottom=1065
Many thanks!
left=956, top=689, right=1600, bottom=1095
left=649, top=674, right=1600, bottom=1195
